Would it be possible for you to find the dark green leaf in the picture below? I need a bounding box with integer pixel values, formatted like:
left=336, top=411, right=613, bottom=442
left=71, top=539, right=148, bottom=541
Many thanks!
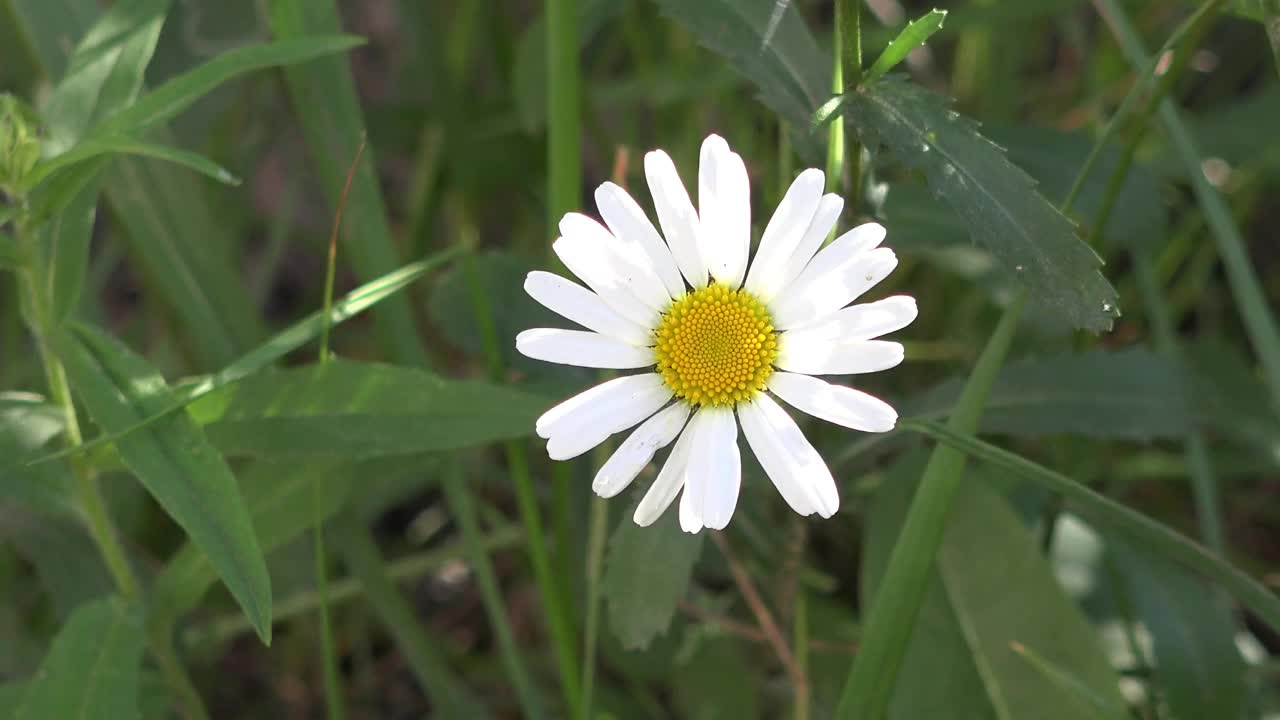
left=864, top=9, right=947, bottom=84
left=53, top=324, right=272, bottom=643
left=863, top=454, right=1126, bottom=719
left=266, top=0, right=426, bottom=365
left=1110, top=540, right=1247, bottom=720
left=1, top=509, right=113, bottom=619
left=189, top=361, right=547, bottom=458
left=603, top=502, right=703, bottom=650
left=843, top=76, right=1118, bottom=331
left=0, top=394, right=74, bottom=516
left=92, top=35, right=365, bottom=136
left=652, top=0, right=829, bottom=155
left=14, top=598, right=144, bottom=720
left=671, top=637, right=761, bottom=720
left=1230, top=0, right=1279, bottom=21
left=0, top=682, right=28, bottom=716
left=27, top=137, right=240, bottom=189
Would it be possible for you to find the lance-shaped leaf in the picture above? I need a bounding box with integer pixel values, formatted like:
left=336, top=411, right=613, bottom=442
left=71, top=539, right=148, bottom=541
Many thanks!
left=53, top=324, right=273, bottom=643
left=603, top=504, right=703, bottom=650
left=864, top=9, right=947, bottom=84
left=838, top=76, right=1119, bottom=331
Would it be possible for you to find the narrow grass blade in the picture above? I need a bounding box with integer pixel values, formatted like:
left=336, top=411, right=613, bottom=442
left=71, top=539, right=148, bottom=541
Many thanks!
left=53, top=324, right=273, bottom=643
left=14, top=598, right=144, bottom=720
left=266, top=0, right=427, bottom=365
left=92, top=35, right=364, bottom=136
left=902, top=419, right=1280, bottom=634
left=863, top=9, right=947, bottom=85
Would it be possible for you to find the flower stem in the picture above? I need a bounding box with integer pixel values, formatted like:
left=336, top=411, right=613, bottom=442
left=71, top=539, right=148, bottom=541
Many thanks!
left=835, top=0, right=863, bottom=214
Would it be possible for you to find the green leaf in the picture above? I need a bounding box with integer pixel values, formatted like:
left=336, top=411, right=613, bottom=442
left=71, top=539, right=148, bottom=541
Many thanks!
left=671, top=637, right=761, bottom=720
left=266, top=0, right=426, bottom=366
left=864, top=9, right=947, bottom=84
left=92, top=34, right=365, bottom=137
left=511, top=0, right=618, bottom=132
left=14, top=598, right=144, bottom=720
left=38, top=0, right=167, bottom=156
left=0, top=682, right=28, bottom=716
left=652, top=0, right=829, bottom=155
left=1009, top=643, right=1132, bottom=720
left=603, top=502, right=703, bottom=650
left=150, top=459, right=354, bottom=627
left=26, top=137, right=240, bottom=189
left=52, top=324, right=273, bottom=643
left=903, top=420, right=1280, bottom=635
left=863, top=454, right=1126, bottom=720
left=841, top=76, right=1118, bottom=331
left=0, top=394, right=74, bottom=516
left=1109, top=540, right=1247, bottom=720
left=1, top=508, right=114, bottom=619
left=188, top=361, right=547, bottom=458
left=1230, top=0, right=1279, bottom=21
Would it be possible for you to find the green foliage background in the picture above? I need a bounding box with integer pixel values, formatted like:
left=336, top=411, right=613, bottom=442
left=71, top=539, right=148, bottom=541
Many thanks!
left=1, top=0, right=1278, bottom=718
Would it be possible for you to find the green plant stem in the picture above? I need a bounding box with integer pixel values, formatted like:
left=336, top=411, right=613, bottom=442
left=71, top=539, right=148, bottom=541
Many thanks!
left=1095, top=0, right=1280, bottom=413
left=793, top=590, right=811, bottom=720
left=464, top=256, right=583, bottom=716
left=837, top=292, right=1025, bottom=719
left=579, top=494, right=609, bottom=720
left=836, top=0, right=863, bottom=213
left=441, top=462, right=546, bottom=719
left=331, top=510, right=487, bottom=717
left=901, top=420, right=1280, bottom=634
left=826, top=15, right=845, bottom=199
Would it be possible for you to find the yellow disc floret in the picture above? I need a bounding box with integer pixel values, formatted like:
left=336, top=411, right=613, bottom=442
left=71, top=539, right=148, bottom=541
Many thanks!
left=653, top=284, right=778, bottom=406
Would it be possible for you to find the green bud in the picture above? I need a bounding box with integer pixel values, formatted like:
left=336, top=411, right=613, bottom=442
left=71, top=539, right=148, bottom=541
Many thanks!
left=0, top=93, right=43, bottom=193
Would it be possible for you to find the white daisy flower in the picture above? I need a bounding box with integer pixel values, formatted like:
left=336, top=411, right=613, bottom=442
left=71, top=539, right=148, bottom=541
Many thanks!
left=516, top=134, right=916, bottom=533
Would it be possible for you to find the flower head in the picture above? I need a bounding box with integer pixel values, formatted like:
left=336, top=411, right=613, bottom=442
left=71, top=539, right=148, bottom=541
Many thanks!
left=517, top=134, right=916, bottom=532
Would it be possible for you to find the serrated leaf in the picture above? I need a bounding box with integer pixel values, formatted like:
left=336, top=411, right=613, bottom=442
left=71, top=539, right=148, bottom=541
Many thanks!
left=52, top=324, right=272, bottom=643
left=841, top=76, right=1119, bottom=331
left=865, top=9, right=947, bottom=84
left=14, top=598, right=144, bottom=720
left=188, top=361, right=547, bottom=458
left=27, top=137, right=240, bottom=189
left=92, top=34, right=364, bottom=137
left=603, top=504, right=703, bottom=650
left=863, top=454, right=1126, bottom=719
left=652, top=0, right=828, bottom=156
left=1109, top=540, right=1247, bottom=720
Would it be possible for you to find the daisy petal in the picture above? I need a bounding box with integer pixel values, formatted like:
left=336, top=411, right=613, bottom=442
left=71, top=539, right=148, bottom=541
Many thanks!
left=535, top=374, right=665, bottom=439
left=516, top=329, right=655, bottom=369
left=688, top=407, right=740, bottom=530
left=634, top=422, right=696, bottom=527
left=744, top=168, right=824, bottom=298
left=560, top=212, right=670, bottom=309
left=595, top=182, right=686, bottom=298
left=766, top=193, right=843, bottom=301
left=698, top=134, right=750, bottom=289
left=679, top=477, right=704, bottom=534
left=553, top=236, right=659, bottom=328
left=524, top=271, right=653, bottom=345
left=592, top=402, right=691, bottom=499
left=767, top=371, right=898, bottom=433
left=645, top=149, right=708, bottom=289
left=783, top=295, right=918, bottom=342
left=739, top=395, right=838, bottom=518
left=545, top=380, right=673, bottom=461
left=776, top=339, right=905, bottom=376
left=771, top=246, right=898, bottom=330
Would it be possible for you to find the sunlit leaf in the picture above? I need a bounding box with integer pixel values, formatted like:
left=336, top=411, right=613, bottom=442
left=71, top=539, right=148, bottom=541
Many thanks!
left=864, top=9, right=947, bottom=84
left=839, top=75, right=1119, bottom=331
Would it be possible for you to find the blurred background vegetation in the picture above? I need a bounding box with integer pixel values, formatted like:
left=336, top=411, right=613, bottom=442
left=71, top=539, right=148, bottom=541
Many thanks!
left=1, top=0, right=1279, bottom=718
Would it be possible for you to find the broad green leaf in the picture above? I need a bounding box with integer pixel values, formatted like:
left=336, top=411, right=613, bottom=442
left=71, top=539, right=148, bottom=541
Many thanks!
left=0, top=682, right=27, bottom=716
left=150, top=459, right=354, bottom=627
left=603, top=503, right=703, bottom=650
left=651, top=0, right=829, bottom=154
left=864, top=9, right=948, bottom=84
left=1009, top=643, right=1131, bottom=720
left=1185, top=85, right=1280, bottom=170
left=863, top=455, right=1126, bottom=720
left=1230, top=0, right=1279, bottom=21
left=1110, top=540, right=1247, bottom=720
left=26, top=137, right=240, bottom=189
left=92, top=34, right=365, bottom=136
left=1, top=509, right=113, bottom=619
left=905, top=420, right=1280, bottom=634
left=188, top=361, right=547, bottom=458
left=840, top=76, right=1119, bottom=331
left=267, top=0, right=426, bottom=365
left=14, top=598, right=144, bottom=720
left=52, top=324, right=272, bottom=643
left=905, top=348, right=1280, bottom=445
left=0, top=394, right=73, bottom=516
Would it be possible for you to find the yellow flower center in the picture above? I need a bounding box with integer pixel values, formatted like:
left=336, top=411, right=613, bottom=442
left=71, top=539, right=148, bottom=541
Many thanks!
left=653, top=284, right=778, bottom=407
